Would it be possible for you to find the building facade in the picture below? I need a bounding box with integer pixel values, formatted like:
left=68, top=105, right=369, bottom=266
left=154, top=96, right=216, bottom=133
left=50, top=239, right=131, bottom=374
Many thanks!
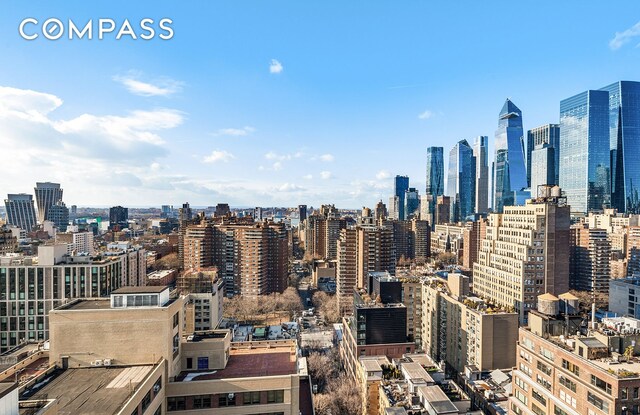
left=4, top=194, right=37, bottom=232
left=447, top=139, right=476, bottom=223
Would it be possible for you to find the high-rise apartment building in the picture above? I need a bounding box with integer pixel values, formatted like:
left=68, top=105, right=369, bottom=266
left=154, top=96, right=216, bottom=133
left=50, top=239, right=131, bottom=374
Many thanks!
left=374, top=200, right=387, bottom=220
left=601, top=81, right=640, bottom=214
left=298, top=204, right=307, bottom=221
left=494, top=99, right=529, bottom=213
left=336, top=226, right=395, bottom=314
left=473, top=190, right=570, bottom=321
left=0, top=227, right=17, bottom=255
left=628, top=226, right=640, bottom=277
left=570, top=224, right=611, bottom=293
left=4, top=194, right=37, bottom=232
left=0, top=244, right=145, bottom=354
left=34, top=182, right=63, bottom=224
left=425, top=147, right=445, bottom=223
left=435, top=195, right=451, bottom=225
left=529, top=124, right=560, bottom=196
left=394, top=175, right=410, bottom=220
left=421, top=274, right=518, bottom=373
left=473, top=136, right=489, bottom=215
left=462, top=218, right=487, bottom=271
left=559, top=89, right=611, bottom=213
left=510, top=303, right=640, bottom=415
left=447, top=139, right=476, bottom=222
left=109, top=205, right=129, bottom=230
left=302, top=212, right=346, bottom=261
left=183, top=223, right=214, bottom=272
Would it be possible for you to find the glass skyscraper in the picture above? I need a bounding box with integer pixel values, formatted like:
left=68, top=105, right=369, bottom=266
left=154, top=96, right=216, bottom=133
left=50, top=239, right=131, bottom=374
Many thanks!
left=34, top=182, right=63, bottom=224
left=447, top=139, right=476, bottom=222
left=559, top=90, right=610, bottom=213
left=473, top=136, right=489, bottom=215
left=425, top=147, right=444, bottom=224
left=4, top=193, right=37, bottom=232
left=601, top=81, right=640, bottom=214
left=529, top=124, right=560, bottom=197
left=394, top=175, right=410, bottom=220
left=493, top=99, right=528, bottom=213
left=404, top=187, right=420, bottom=219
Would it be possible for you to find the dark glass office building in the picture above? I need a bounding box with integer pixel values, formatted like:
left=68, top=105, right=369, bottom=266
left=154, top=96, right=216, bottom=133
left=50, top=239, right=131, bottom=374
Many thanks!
left=493, top=99, right=528, bottom=212
left=394, top=175, right=410, bottom=220
left=601, top=81, right=640, bottom=214
left=447, top=139, right=476, bottom=222
left=559, top=90, right=610, bottom=213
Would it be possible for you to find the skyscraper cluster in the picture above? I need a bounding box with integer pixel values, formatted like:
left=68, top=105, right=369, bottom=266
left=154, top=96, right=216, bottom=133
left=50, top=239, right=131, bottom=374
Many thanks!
left=4, top=182, right=68, bottom=232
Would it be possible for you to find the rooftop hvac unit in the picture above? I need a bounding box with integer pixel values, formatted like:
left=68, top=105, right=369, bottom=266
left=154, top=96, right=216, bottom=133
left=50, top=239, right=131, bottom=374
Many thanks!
left=92, top=359, right=103, bottom=366
left=103, top=359, right=112, bottom=366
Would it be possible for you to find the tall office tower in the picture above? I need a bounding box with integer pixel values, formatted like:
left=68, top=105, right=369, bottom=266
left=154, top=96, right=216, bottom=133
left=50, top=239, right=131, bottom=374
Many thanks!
left=525, top=129, right=534, bottom=188
left=161, top=205, right=172, bottom=218
left=4, top=194, right=37, bottom=232
left=404, top=187, right=420, bottom=219
left=435, top=195, right=451, bottom=225
left=374, top=200, right=387, bottom=220
left=47, top=201, right=69, bottom=232
left=411, top=217, right=431, bottom=260
left=34, top=182, right=63, bottom=224
left=529, top=124, right=560, bottom=196
left=559, top=89, right=611, bottom=213
left=215, top=203, right=231, bottom=217
left=425, top=146, right=445, bottom=223
left=298, top=204, right=307, bottom=221
left=179, top=202, right=193, bottom=222
left=183, top=223, right=214, bottom=271
left=394, top=175, right=410, bottom=220
left=109, top=206, right=129, bottom=230
left=570, top=224, right=611, bottom=293
left=336, top=228, right=357, bottom=314
left=473, top=190, right=570, bottom=322
left=601, top=81, right=640, bottom=213
left=388, top=196, right=399, bottom=220
left=447, top=139, right=476, bottom=222
left=473, top=136, right=489, bottom=215
left=70, top=205, right=77, bottom=221
left=392, top=221, right=412, bottom=262
left=419, top=195, right=431, bottom=222
left=493, top=99, right=528, bottom=213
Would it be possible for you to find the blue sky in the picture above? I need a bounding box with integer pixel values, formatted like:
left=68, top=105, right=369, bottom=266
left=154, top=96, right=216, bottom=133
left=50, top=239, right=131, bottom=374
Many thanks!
left=1, top=1, right=639, bottom=208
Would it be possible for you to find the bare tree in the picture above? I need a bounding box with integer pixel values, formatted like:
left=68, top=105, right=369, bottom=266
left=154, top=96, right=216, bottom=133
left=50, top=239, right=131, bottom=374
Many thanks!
left=312, top=291, right=340, bottom=324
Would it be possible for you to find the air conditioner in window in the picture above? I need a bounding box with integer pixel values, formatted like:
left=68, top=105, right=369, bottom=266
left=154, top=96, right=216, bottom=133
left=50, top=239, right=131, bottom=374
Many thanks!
left=228, top=393, right=235, bottom=400
left=153, top=384, right=161, bottom=393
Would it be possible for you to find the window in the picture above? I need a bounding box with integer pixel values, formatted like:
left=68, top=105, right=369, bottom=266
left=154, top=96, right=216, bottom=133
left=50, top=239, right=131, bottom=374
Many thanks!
left=587, top=392, right=609, bottom=412
left=197, top=356, right=209, bottom=370
left=554, top=405, right=569, bottom=415
left=590, top=375, right=612, bottom=395
left=532, top=389, right=547, bottom=405
left=559, top=376, right=576, bottom=392
left=537, top=360, right=552, bottom=376
left=193, top=395, right=212, bottom=409
left=131, top=408, right=139, bottom=415
left=515, top=376, right=528, bottom=392
left=153, top=405, right=161, bottom=415
left=267, top=390, right=284, bottom=404
left=532, top=403, right=546, bottom=415
left=153, top=376, right=162, bottom=394
left=172, top=334, right=179, bottom=359
left=511, top=403, right=523, bottom=415
left=536, top=374, right=551, bottom=390
left=622, top=387, right=628, bottom=400
left=514, top=389, right=528, bottom=405
left=141, top=391, right=151, bottom=413
left=167, top=396, right=186, bottom=411
left=173, top=312, right=179, bottom=328
left=218, top=394, right=236, bottom=407
left=562, top=359, right=580, bottom=376
left=539, top=346, right=554, bottom=360
left=243, top=391, right=261, bottom=405
left=113, top=295, right=123, bottom=307
left=186, top=358, right=193, bottom=369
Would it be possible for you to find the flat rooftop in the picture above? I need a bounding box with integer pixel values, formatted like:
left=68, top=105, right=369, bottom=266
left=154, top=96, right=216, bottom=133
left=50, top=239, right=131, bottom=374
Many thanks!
left=176, top=350, right=296, bottom=381
left=21, top=365, right=154, bottom=415
left=58, top=297, right=176, bottom=311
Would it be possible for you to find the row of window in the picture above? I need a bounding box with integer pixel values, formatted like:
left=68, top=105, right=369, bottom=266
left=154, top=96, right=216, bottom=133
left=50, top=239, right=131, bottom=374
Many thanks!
left=167, top=390, right=284, bottom=411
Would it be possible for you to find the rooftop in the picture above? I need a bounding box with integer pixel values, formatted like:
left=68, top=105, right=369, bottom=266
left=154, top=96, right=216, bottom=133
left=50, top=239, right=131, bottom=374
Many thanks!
left=20, top=365, right=155, bottom=415
left=418, top=385, right=458, bottom=413
left=176, top=350, right=296, bottom=381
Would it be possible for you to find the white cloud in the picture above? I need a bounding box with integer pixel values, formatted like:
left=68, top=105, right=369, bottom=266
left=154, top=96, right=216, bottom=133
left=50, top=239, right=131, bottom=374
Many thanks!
left=418, top=109, right=433, bottom=120
left=319, top=154, right=334, bottom=162
left=320, top=171, right=332, bottom=180
left=272, top=162, right=283, bottom=171
left=302, top=174, right=313, bottom=180
left=203, top=150, right=235, bottom=163
left=214, top=126, right=255, bottom=136
left=269, top=59, right=283, bottom=74
left=276, top=183, right=304, bottom=192
left=0, top=86, right=63, bottom=123
left=610, top=21, right=640, bottom=50
left=265, top=151, right=303, bottom=161
left=113, top=73, right=184, bottom=97
left=376, top=170, right=391, bottom=180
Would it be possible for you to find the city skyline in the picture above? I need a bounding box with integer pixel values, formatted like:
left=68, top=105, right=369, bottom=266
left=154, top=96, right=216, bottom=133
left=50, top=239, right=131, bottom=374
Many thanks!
left=1, top=2, right=640, bottom=208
